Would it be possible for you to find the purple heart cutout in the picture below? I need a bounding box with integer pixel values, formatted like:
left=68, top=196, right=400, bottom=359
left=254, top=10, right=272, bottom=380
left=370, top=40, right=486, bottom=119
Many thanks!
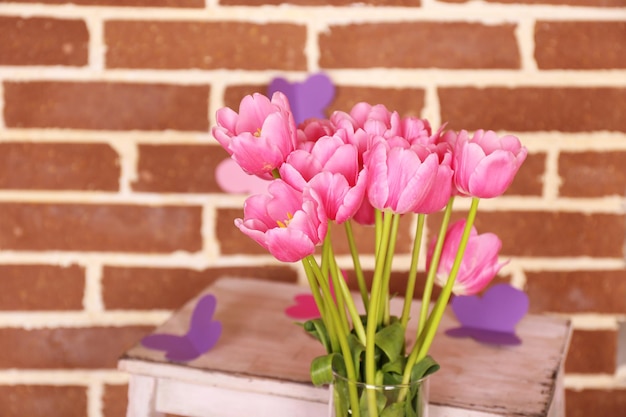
left=141, top=294, right=222, bottom=362
left=268, top=73, right=335, bottom=124
left=446, top=284, right=529, bottom=346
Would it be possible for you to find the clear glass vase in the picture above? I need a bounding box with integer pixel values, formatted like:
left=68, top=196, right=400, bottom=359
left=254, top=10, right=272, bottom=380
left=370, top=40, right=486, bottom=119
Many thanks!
left=329, top=372, right=430, bottom=417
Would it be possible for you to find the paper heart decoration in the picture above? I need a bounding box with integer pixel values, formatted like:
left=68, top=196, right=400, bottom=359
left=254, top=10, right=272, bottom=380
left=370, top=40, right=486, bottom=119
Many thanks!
left=215, top=158, right=270, bottom=195
left=285, top=271, right=347, bottom=320
left=141, top=294, right=222, bottom=361
left=446, top=284, right=529, bottom=345
left=285, top=294, right=321, bottom=320
left=268, top=73, right=336, bottom=124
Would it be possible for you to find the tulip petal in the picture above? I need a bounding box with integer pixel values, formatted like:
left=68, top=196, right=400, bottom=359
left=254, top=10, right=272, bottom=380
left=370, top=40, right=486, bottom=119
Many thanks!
left=266, top=227, right=316, bottom=262
left=468, top=151, right=517, bottom=198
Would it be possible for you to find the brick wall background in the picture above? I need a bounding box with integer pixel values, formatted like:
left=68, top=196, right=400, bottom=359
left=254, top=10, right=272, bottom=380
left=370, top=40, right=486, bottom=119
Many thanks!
left=0, top=0, right=624, bottom=416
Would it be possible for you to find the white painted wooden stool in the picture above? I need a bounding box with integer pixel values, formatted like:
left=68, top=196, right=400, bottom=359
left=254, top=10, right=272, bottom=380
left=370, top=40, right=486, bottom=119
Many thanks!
left=118, top=278, right=571, bottom=417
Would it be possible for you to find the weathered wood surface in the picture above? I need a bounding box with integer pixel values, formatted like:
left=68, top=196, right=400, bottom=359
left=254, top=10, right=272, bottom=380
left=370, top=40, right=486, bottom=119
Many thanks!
left=120, top=278, right=571, bottom=417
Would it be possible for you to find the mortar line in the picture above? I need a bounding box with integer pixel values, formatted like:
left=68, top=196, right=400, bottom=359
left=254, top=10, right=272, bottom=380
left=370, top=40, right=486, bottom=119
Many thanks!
left=83, top=263, right=104, bottom=313
left=0, top=4, right=623, bottom=22
left=543, top=146, right=561, bottom=201
left=108, top=140, right=139, bottom=195
left=0, top=82, right=5, bottom=130
left=88, top=380, right=104, bottom=417
left=85, top=14, right=105, bottom=72
left=515, top=18, right=538, bottom=73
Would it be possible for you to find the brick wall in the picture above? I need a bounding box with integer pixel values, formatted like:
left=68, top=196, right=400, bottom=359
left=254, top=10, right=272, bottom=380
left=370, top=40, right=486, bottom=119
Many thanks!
left=0, top=0, right=624, bottom=416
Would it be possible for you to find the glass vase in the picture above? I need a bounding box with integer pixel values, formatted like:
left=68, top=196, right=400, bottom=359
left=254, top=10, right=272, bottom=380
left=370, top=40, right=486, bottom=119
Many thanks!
left=329, top=372, right=430, bottom=417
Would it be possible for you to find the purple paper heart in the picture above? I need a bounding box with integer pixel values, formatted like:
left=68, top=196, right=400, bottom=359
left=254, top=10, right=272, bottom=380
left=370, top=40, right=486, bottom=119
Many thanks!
left=141, top=294, right=222, bottom=361
left=268, top=73, right=335, bottom=124
left=446, top=284, right=529, bottom=345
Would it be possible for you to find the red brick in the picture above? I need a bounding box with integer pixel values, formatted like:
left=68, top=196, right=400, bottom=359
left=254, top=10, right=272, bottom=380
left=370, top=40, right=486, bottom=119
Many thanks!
left=222, top=0, right=417, bottom=5
left=439, top=87, right=626, bottom=132
left=329, top=215, right=415, bottom=255
left=132, top=144, right=228, bottom=193
left=223, top=85, right=426, bottom=121
left=0, top=142, right=119, bottom=191
left=216, top=208, right=416, bottom=257
left=346, top=269, right=442, bottom=302
left=0, top=16, right=88, bottom=66
left=565, top=329, right=617, bottom=374
left=439, top=0, right=623, bottom=5
left=558, top=151, right=626, bottom=197
left=0, top=326, right=151, bottom=368
left=566, top=389, right=626, bottom=417
left=504, top=151, right=545, bottom=196
left=103, top=384, right=128, bottom=417
left=329, top=87, right=425, bottom=118
left=4, top=81, right=209, bottom=131
left=105, top=21, right=307, bottom=70
left=102, top=266, right=298, bottom=309
left=216, top=208, right=267, bottom=256
left=319, top=22, right=519, bottom=69
left=0, top=203, right=202, bottom=253
left=429, top=211, right=625, bottom=258
left=535, top=21, right=626, bottom=70
left=484, top=0, right=623, bottom=7
left=0, top=0, right=203, bottom=6
left=525, top=270, right=626, bottom=314
left=224, top=85, right=267, bottom=110
left=0, top=264, right=84, bottom=310
left=0, top=385, right=87, bottom=417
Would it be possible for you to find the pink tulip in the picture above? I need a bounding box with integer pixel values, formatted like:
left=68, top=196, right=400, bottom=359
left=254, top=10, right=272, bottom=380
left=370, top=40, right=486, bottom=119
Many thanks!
left=452, top=129, right=528, bottom=198
left=280, top=132, right=361, bottom=190
left=411, top=143, right=454, bottom=214
left=389, top=115, right=435, bottom=146
left=307, top=170, right=368, bottom=223
left=297, top=118, right=336, bottom=147
left=234, top=180, right=327, bottom=263
left=280, top=131, right=368, bottom=223
left=365, top=138, right=440, bottom=214
left=428, top=220, right=507, bottom=295
left=212, top=92, right=297, bottom=177
left=352, top=197, right=376, bottom=225
left=331, top=103, right=394, bottom=140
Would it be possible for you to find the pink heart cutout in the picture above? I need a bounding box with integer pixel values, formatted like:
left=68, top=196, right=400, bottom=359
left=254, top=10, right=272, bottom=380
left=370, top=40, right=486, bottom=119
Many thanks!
left=215, top=159, right=269, bottom=195
left=284, top=294, right=321, bottom=319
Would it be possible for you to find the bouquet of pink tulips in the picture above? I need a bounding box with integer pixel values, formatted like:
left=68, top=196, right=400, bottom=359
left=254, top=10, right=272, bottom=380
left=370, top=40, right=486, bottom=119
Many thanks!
left=212, top=91, right=527, bottom=417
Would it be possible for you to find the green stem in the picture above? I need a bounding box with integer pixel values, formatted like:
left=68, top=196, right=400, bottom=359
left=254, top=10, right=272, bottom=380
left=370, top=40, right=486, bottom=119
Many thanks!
left=301, top=258, right=339, bottom=353
left=402, top=198, right=481, bottom=388
left=417, top=199, right=454, bottom=337
left=364, top=210, right=394, bottom=417
left=416, top=197, right=480, bottom=360
left=400, top=214, right=425, bottom=329
left=375, top=209, right=383, bottom=256
left=323, top=231, right=351, bottom=337
left=380, top=213, right=401, bottom=326
left=344, top=220, right=369, bottom=309
left=305, top=255, right=362, bottom=417
left=327, top=247, right=367, bottom=345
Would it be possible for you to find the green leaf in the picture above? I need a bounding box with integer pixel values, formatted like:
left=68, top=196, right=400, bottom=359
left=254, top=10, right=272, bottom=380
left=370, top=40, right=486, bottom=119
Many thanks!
left=359, top=388, right=386, bottom=417
left=303, top=318, right=331, bottom=353
left=375, top=322, right=405, bottom=363
left=348, top=333, right=366, bottom=380
left=310, top=353, right=345, bottom=386
left=381, top=356, right=406, bottom=376
left=380, top=402, right=406, bottom=417
left=409, top=355, right=440, bottom=382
